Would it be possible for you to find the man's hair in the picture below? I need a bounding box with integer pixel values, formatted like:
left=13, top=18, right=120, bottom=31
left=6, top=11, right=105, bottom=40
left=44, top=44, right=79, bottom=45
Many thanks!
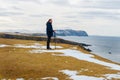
left=48, top=19, right=52, bottom=22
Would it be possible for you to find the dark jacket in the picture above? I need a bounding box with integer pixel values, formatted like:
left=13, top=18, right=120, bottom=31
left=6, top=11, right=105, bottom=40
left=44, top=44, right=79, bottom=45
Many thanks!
left=46, top=22, right=54, bottom=37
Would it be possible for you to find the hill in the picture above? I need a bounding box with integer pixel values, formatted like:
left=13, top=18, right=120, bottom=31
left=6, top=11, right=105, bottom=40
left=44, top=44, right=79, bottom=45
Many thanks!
left=31, top=29, right=88, bottom=36
left=56, top=29, right=88, bottom=36
left=0, top=33, right=91, bottom=52
left=0, top=38, right=120, bottom=80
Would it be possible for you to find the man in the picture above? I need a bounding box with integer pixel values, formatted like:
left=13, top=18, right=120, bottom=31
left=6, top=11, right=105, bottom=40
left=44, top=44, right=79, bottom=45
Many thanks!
left=46, top=19, right=54, bottom=49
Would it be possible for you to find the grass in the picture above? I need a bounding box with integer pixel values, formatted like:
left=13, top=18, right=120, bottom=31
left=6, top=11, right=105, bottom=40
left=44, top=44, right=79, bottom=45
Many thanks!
left=0, top=38, right=120, bottom=79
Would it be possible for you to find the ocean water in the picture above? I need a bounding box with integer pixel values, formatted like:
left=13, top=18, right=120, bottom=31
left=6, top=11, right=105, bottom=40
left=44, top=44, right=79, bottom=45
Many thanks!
left=58, top=36, right=120, bottom=63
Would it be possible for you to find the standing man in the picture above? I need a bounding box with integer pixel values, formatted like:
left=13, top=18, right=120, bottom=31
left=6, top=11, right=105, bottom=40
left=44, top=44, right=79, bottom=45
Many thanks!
left=46, top=19, right=54, bottom=49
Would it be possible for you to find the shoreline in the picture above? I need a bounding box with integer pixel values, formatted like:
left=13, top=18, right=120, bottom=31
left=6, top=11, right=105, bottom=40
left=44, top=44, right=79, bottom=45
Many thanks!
left=0, top=33, right=120, bottom=64
left=0, top=33, right=119, bottom=64
left=0, top=38, right=120, bottom=79
left=0, top=33, right=91, bottom=52
left=0, top=33, right=120, bottom=79
left=58, top=36, right=120, bottom=64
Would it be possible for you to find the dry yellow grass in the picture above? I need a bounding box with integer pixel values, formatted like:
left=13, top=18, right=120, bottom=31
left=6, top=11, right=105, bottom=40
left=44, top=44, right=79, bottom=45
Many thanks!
left=0, top=38, right=120, bottom=79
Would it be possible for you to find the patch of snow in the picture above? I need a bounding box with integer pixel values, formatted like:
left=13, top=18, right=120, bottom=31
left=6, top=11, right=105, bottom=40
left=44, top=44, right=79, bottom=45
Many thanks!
left=30, top=49, right=120, bottom=70
left=39, top=46, right=62, bottom=49
left=1, top=78, right=24, bottom=80
left=60, top=70, right=104, bottom=80
left=14, top=44, right=62, bottom=49
left=16, top=78, right=24, bottom=80
left=41, top=77, right=59, bottom=80
left=0, top=44, right=9, bottom=47
left=104, top=73, right=120, bottom=79
left=14, top=44, right=42, bottom=48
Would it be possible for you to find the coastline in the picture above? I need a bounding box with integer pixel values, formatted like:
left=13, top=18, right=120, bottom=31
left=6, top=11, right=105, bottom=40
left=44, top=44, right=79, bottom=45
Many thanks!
left=0, top=33, right=119, bottom=65
left=0, top=33, right=120, bottom=65
left=58, top=36, right=120, bottom=64
left=0, top=33, right=120, bottom=79
left=0, top=33, right=91, bottom=52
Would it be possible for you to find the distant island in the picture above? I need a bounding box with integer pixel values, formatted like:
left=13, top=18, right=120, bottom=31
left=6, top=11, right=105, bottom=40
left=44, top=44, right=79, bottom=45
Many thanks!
left=55, top=29, right=88, bottom=36
left=1, top=29, right=88, bottom=37
left=32, top=29, right=88, bottom=37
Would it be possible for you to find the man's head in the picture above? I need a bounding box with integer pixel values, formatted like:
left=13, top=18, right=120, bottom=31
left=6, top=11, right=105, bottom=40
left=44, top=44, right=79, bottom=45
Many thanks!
left=48, top=19, right=52, bottom=23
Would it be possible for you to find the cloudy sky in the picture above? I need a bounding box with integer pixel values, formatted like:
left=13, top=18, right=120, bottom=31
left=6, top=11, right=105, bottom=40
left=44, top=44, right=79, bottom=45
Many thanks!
left=0, top=0, right=120, bottom=36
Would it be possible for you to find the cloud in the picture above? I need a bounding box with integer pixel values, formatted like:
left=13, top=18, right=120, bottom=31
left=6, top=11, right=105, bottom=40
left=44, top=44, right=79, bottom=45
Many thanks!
left=0, top=12, right=24, bottom=16
left=66, top=0, right=120, bottom=9
left=47, top=0, right=69, bottom=6
left=0, top=17, right=13, bottom=23
left=79, top=11, right=120, bottom=20
left=93, top=0, right=120, bottom=9
left=2, top=0, right=41, bottom=4
left=0, top=0, right=120, bottom=36
left=0, top=7, right=7, bottom=11
left=11, top=6, right=23, bottom=10
left=63, top=7, right=120, bottom=20
left=29, top=14, right=52, bottom=18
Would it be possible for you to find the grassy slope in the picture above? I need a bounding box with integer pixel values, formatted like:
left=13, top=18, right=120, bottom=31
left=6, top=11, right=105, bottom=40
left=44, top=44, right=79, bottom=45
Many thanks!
left=0, top=38, right=119, bottom=79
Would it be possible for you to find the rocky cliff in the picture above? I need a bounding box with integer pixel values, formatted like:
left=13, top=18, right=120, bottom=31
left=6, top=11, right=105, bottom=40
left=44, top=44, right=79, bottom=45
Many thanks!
left=0, top=33, right=91, bottom=52
left=56, top=29, right=88, bottom=36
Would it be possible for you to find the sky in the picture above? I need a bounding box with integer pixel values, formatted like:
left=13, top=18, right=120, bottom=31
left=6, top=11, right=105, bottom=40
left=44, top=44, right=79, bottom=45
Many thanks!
left=0, top=0, right=120, bottom=36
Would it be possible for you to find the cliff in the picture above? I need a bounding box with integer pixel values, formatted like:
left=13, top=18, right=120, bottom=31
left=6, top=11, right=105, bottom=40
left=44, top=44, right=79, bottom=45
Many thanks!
left=28, top=29, right=88, bottom=37
left=56, top=29, right=88, bottom=36
left=0, top=33, right=91, bottom=52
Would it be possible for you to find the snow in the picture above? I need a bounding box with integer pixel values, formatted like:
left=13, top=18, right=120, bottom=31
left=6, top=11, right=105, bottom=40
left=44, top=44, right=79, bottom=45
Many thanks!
left=1, top=43, right=120, bottom=79
left=0, top=43, right=62, bottom=49
left=14, top=43, right=43, bottom=49
left=1, top=43, right=120, bottom=70
left=1, top=77, right=59, bottom=80
left=1, top=78, right=24, bottom=80
left=60, top=70, right=104, bottom=80
left=0, top=44, right=8, bottom=47
left=104, top=73, right=120, bottom=79
left=41, top=77, right=59, bottom=80
left=14, top=43, right=62, bottom=49
left=16, top=78, right=24, bottom=80
left=31, top=49, right=120, bottom=71
left=60, top=70, right=120, bottom=80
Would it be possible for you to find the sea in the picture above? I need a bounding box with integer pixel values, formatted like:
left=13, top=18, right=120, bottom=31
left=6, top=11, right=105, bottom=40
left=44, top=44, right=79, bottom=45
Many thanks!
left=58, top=36, right=120, bottom=63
